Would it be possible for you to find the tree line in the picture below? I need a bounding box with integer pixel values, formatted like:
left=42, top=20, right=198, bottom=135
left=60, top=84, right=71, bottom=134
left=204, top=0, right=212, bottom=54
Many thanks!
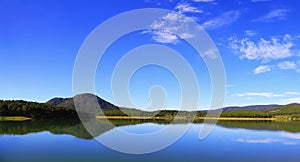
left=0, top=100, right=79, bottom=119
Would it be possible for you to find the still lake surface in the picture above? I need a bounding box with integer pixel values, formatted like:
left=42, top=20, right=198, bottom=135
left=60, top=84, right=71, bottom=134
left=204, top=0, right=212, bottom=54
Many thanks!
left=1, top=119, right=300, bottom=162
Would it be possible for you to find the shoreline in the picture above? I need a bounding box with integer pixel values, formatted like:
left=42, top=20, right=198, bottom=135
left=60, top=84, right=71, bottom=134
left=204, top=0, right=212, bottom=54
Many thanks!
left=0, top=116, right=292, bottom=121
left=96, top=116, right=277, bottom=121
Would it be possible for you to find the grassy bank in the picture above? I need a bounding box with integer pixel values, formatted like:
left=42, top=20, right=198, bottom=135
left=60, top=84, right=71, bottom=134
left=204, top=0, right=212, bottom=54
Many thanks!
left=0, top=116, right=32, bottom=121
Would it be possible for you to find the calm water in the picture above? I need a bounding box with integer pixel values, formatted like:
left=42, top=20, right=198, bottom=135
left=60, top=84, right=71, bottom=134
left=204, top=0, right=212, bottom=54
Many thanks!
left=1, top=119, right=300, bottom=162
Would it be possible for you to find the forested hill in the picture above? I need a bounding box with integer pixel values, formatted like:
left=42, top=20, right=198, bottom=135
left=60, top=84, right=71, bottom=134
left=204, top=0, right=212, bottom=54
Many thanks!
left=220, top=104, right=300, bottom=118
left=0, top=93, right=121, bottom=120
left=220, top=105, right=281, bottom=112
left=0, top=100, right=78, bottom=119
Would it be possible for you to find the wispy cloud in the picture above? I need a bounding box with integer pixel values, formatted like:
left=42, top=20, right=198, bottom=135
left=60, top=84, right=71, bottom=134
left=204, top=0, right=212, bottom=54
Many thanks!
left=193, top=0, right=215, bottom=2
left=233, top=92, right=282, bottom=98
left=252, top=61, right=299, bottom=74
left=229, top=34, right=294, bottom=62
left=282, top=98, right=300, bottom=104
left=278, top=61, right=297, bottom=70
left=281, top=132, right=300, bottom=140
left=201, top=10, right=240, bottom=30
left=245, top=30, right=257, bottom=37
left=143, top=13, right=195, bottom=44
left=143, top=1, right=204, bottom=44
left=145, top=2, right=238, bottom=43
left=284, top=92, right=300, bottom=95
left=202, top=48, right=218, bottom=59
left=226, top=84, right=236, bottom=88
left=175, top=2, right=203, bottom=13
left=235, top=138, right=280, bottom=144
left=233, top=91, right=300, bottom=98
left=235, top=138, right=297, bottom=145
left=252, top=9, right=290, bottom=22
left=251, top=0, right=272, bottom=2
left=254, top=65, right=272, bottom=74
left=229, top=34, right=300, bottom=74
left=151, top=31, right=179, bottom=44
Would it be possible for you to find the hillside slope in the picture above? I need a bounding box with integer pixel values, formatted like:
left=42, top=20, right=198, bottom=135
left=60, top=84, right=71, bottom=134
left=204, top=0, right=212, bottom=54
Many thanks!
left=46, top=93, right=119, bottom=111
left=221, top=105, right=281, bottom=112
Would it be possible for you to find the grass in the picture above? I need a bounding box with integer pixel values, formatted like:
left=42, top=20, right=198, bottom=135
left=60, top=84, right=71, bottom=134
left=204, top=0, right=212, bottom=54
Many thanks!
left=0, top=116, right=32, bottom=121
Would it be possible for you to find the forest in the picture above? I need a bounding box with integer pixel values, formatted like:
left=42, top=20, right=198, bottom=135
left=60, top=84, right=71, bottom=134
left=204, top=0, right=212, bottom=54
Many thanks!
left=0, top=100, right=79, bottom=119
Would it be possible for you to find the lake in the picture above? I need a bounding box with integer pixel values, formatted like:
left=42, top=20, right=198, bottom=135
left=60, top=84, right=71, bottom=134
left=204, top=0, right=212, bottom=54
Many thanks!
left=1, top=119, right=300, bottom=162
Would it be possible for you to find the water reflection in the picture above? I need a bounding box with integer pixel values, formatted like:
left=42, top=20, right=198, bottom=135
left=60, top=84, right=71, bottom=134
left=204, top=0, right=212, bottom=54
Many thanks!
left=2, top=119, right=300, bottom=139
left=1, top=120, right=300, bottom=161
left=217, top=120, right=300, bottom=132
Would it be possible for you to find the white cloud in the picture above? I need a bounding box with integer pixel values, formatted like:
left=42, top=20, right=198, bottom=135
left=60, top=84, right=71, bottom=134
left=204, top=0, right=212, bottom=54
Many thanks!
left=252, top=9, right=289, bottom=22
left=233, top=91, right=300, bottom=104
left=283, top=92, right=300, bottom=95
left=226, top=84, right=235, bottom=88
left=151, top=31, right=179, bottom=44
left=283, top=34, right=292, bottom=41
left=193, top=0, right=215, bottom=2
left=251, top=0, right=271, bottom=2
left=201, top=10, right=240, bottom=30
left=283, top=141, right=298, bottom=145
left=235, top=138, right=297, bottom=145
left=278, top=61, right=297, bottom=70
left=281, top=132, right=300, bottom=140
left=202, top=48, right=218, bottom=59
left=144, top=13, right=196, bottom=44
left=179, top=33, right=193, bottom=39
left=233, top=91, right=300, bottom=98
left=175, top=2, right=202, bottom=13
left=233, top=92, right=282, bottom=98
left=143, top=1, right=205, bottom=44
left=282, top=98, right=300, bottom=104
left=297, top=69, right=300, bottom=73
left=245, top=30, right=257, bottom=37
left=235, top=137, right=299, bottom=145
left=235, top=138, right=280, bottom=144
left=229, top=35, right=294, bottom=62
left=254, top=65, right=272, bottom=74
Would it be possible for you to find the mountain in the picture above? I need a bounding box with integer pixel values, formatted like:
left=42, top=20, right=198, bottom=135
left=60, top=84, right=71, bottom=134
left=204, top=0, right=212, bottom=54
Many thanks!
left=46, top=97, right=70, bottom=107
left=221, top=104, right=281, bottom=112
left=46, top=93, right=119, bottom=112
left=201, top=105, right=281, bottom=114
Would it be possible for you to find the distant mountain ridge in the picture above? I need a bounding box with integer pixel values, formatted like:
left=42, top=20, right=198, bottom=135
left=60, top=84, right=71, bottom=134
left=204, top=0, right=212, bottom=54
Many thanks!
left=46, top=94, right=284, bottom=113
left=220, top=105, right=281, bottom=112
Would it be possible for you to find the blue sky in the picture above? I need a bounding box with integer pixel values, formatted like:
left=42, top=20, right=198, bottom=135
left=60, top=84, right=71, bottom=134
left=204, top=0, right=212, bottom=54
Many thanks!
left=1, top=0, right=300, bottom=110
